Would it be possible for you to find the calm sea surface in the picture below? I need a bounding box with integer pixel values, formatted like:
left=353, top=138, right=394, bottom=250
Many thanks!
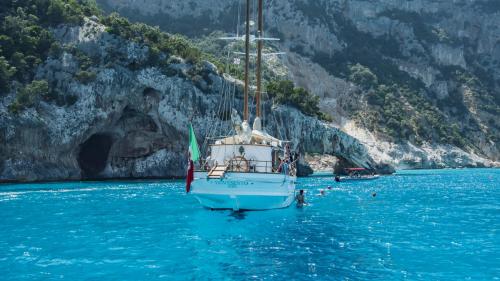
left=0, top=169, right=499, bottom=280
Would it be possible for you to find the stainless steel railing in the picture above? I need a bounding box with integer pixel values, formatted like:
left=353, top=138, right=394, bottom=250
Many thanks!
left=196, top=158, right=297, bottom=176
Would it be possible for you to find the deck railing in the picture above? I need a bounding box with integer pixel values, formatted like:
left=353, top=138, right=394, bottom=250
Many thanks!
left=196, top=158, right=297, bottom=176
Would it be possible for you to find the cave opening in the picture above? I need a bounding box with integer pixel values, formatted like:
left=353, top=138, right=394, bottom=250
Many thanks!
left=78, top=133, right=113, bottom=178
left=143, top=87, right=157, bottom=96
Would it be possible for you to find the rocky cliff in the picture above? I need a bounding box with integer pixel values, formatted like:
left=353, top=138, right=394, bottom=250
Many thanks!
left=0, top=16, right=387, bottom=182
left=97, top=0, right=500, bottom=169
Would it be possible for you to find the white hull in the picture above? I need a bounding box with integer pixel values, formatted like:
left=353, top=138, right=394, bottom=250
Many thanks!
left=190, top=172, right=296, bottom=211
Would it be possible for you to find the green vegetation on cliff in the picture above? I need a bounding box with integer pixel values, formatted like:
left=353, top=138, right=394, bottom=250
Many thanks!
left=360, top=83, right=467, bottom=147
left=275, top=2, right=498, bottom=152
left=266, top=80, right=332, bottom=121
left=8, top=80, right=49, bottom=113
left=0, top=0, right=101, bottom=90
left=0, top=0, right=224, bottom=114
left=0, top=0, right=102, bottom=113
left=299, top=10, right=490, bottom=149
left=101, top=13, right=221, bottom=67
left=1, top=0, right=329, bottom=122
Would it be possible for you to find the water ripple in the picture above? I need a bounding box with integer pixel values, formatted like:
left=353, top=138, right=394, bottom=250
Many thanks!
left=0, top=170, right=499, bottom=280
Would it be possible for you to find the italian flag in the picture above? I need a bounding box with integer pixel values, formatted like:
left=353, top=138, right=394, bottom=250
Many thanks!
left=186, top=124, right=200, bottom=193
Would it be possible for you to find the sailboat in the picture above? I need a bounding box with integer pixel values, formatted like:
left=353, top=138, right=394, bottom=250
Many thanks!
left=187, top=0, right=297, bottom=211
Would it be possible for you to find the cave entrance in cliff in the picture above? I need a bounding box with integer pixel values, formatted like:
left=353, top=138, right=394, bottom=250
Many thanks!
left=78, top=133, right=113, bottom=177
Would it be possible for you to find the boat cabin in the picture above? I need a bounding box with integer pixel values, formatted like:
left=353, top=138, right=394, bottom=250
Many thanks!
left=201, top=126, right=295, bottom=176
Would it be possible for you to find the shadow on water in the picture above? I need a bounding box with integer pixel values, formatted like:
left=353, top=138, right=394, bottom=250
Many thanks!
left=228, top=210, right=247, bottom=220
left=204, top=208, right=248, bottom=220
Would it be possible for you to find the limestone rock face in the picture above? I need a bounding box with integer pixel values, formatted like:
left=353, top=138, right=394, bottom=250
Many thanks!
left=0, top=18, right=388, bottom=182
left=97, top=0, right=500, bottom=167
left=98, top=0, right=500, bottom=82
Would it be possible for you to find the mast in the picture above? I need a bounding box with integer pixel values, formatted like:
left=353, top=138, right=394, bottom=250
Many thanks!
left=244, top=0, right=250, bottom=121
left=256, top=0, right=263, bottom=119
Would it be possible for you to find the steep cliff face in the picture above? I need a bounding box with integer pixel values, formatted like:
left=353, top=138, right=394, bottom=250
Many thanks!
left=97, top=0, right=500, bottom=168
left=0, top=17, right=386, bottom=182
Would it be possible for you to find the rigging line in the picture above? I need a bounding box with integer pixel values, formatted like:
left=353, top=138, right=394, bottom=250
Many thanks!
left=278, top=107, right=288, bottom=141
left=253, top=0, right=257, bottom=37
left=277, top=107, right=284, bottom=140
left=272, top=100, right=285, bottom=141
left=272, top=108, right=283, bottom=141
left=203, top=102, right=220, bottom=155
left=211, top=86, right=224, bottom=142
left=262, top=92, right=266, bottom=129
left=255, top=0, right=263, bottom=119
left=204, top=76, right=223, bottom=141
left=214, top=77, right=224, bottom=139
left=217, top=78, right=230, bottom=137
left=222, top=1, right=239, bottom=140
left=203, top=77, right=226, bottom=152
left=243, top=0, right=250, bottom=121
left=229, top=66, right=237, bottom=136
left=211, top=67, right=232, bottom=140
left=232, top=0, right=237, bottom=39
left=262, top=0, right=265, bottom=38
left=222, top=72, right=233, bottom=133
left=219, top=47, right=234, bottom=138
left=231, top=0, right=242, bottom=136
left=222, top=51, right=230, bottom=135
left=269, top=101, right=281, bottom=140
left=236, top=0, right=241, bottom=38
left=276, top=110, right=284, bottom=140
left=224, top=76, right=233, bottom=135
left=224, top=78, right=232, bottom=135
left=223, top=74, right=235, bottom=162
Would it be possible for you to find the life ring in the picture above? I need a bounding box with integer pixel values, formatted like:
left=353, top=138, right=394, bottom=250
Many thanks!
left=230, top=156, right=249, bottom=172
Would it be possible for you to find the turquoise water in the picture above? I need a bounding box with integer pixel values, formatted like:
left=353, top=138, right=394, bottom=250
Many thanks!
left=0, top=169, right=499, bottom=280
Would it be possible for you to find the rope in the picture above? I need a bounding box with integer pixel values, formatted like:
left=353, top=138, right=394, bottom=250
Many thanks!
left=271, top=104, right=283, bottom=141
left=278, top=108, right=288, bottom=141
left=236, top=0, right=241, bottom=38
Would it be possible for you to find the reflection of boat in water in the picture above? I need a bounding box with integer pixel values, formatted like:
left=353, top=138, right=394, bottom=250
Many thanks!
left=335, top=168, right=380, bottom=182
left=186, top=0, right=296, bottom=211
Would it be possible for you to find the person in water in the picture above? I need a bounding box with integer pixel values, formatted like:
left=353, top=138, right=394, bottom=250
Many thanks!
left=296, top=189, right=305, bottom=207
left=334, top=175, right=340, bottom=182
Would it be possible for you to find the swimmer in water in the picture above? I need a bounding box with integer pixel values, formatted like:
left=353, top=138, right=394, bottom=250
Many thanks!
left=372, top=192, right=377, bottom=197
left=316, top=189, right=325, bottom=196
left=296, top=189, right=305, bottom=207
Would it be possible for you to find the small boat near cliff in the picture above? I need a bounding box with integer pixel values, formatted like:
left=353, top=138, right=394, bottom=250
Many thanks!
left=335, top=168, right=380, bottom=182
left=185, top=0, right=296, bottom=211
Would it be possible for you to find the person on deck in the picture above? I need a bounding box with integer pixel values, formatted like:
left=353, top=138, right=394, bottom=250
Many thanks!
left=204, top=155, right=213, bottom=171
